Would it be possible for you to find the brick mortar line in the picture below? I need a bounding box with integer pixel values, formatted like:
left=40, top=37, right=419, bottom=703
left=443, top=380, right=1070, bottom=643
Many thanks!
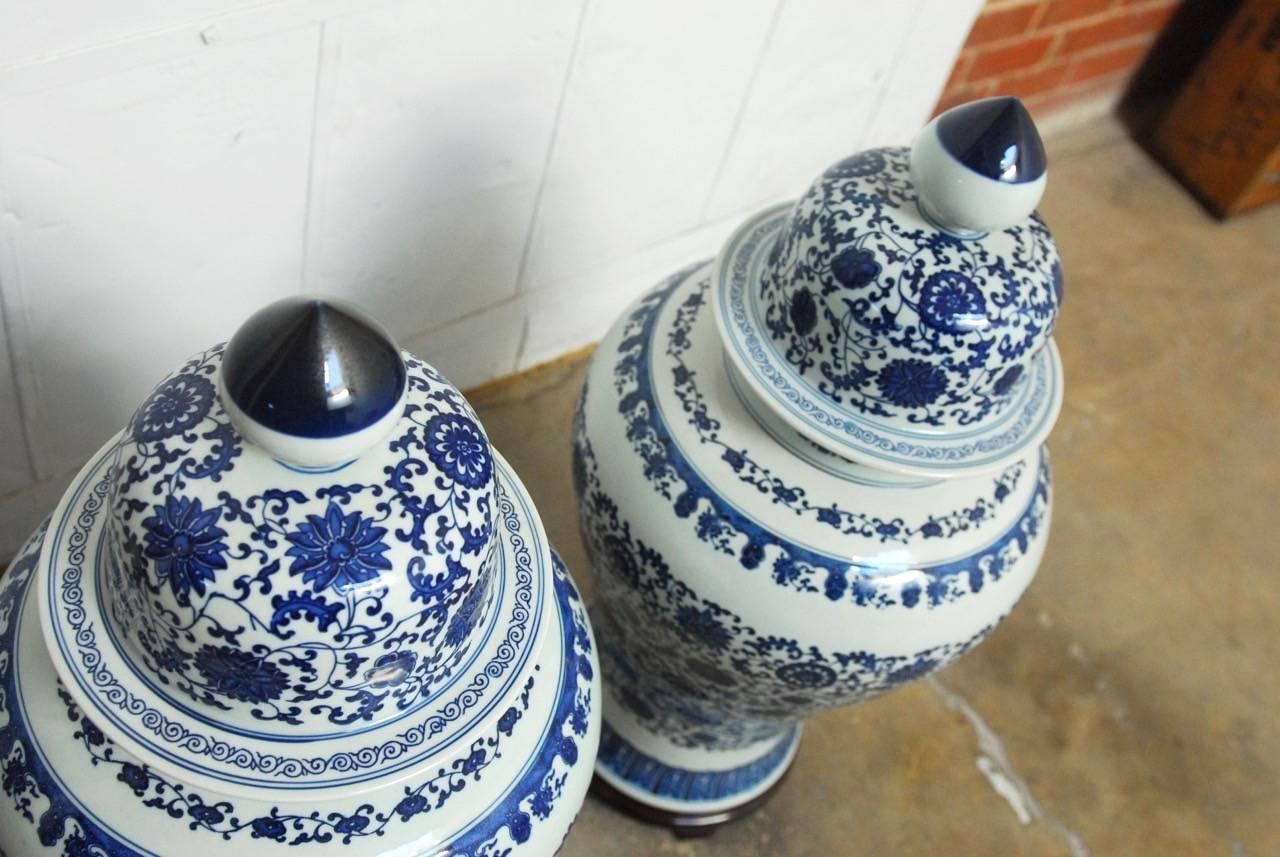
left=981, top=0, right=1043, bottom=12
left=1027, top=68, right=1133, bottom=98
left=951, top=30, right=1156, bottom=91
left=940, top=62, right=1140, bottom=111
left=959, top=0, right=1176, bottom=54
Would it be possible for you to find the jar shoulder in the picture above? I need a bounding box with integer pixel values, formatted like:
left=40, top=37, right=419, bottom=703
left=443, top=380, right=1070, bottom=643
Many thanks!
left=578, top=262, right=1050, bottom=569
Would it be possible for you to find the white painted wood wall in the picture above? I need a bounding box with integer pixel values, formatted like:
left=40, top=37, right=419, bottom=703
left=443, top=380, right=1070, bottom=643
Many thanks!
left=0, top=0, right=982, bottom=558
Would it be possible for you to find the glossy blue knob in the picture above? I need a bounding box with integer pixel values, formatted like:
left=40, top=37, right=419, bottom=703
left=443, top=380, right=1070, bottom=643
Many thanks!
left=220, top=297, right=407, bottom=468
left=935, top=96, right=1046, bottom=184
left=911, top=96, right=1048, bottom=235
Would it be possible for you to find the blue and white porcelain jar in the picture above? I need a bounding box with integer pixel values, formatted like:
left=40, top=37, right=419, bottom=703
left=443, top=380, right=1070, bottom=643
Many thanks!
left=0, top=298, right=600, bottom=856
left=574, top=97, right=1064, bottom=829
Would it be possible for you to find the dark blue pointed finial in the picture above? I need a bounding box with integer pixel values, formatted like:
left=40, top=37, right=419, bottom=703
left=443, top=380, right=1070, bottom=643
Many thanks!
left=936, top=97, right=1046, bottom=184
left=221, top=297, right=407, bottom=468
left=910, top=96, right=1048, bottom=235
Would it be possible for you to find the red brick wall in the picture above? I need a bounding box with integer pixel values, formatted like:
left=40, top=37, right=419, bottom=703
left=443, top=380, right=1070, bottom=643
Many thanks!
left=936, top=0, right=1181, bottom=117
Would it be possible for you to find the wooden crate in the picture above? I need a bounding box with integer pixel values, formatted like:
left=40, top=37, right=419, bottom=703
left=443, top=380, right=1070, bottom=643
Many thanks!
left=1151, top=0, right=1280, bottom=217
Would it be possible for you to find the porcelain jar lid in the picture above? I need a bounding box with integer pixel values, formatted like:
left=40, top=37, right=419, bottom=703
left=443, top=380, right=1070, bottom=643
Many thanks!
left=37, top=297, right=540, bottom=800
left=714, top=97, right=1065, bottom=477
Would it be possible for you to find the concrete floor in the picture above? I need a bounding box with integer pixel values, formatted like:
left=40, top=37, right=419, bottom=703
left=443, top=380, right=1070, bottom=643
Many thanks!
left=470, top=117, right=1280, bottom=857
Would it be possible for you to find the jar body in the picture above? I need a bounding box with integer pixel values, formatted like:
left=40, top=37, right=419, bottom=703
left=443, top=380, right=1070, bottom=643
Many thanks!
left=575, top=263, right=1051, bottom=815
left=0, top=520, right=600, bottom=857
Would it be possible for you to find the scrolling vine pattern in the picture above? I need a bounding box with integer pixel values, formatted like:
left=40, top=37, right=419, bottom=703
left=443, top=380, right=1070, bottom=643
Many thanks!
left=106, top=346, right=497, bottom=728
left=52, top=455, right=541, bottom=786
left=760, top=147, right=1062, bottom=427
left=1, top=526, right=595, bottom=856
left=593, top=264, right=1051, bottom=607
left=665, top=275, right=1026, bottom=544
left=576, top=431, right=999, bottom=750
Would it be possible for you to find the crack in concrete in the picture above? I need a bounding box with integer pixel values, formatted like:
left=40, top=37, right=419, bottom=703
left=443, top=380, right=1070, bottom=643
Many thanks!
left=927, top=675, right=1091, bottom=857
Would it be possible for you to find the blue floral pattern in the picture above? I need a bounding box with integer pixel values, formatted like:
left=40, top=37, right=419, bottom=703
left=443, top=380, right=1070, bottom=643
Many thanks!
left=788, top=288, right=818, bottom=336
left=0, top=522, right=596, bottom=855
left=830, top=245, right=881, bottom=289
left=132, top=374, right=215, bottom=443
left=876, top=358, right=949, bottom=408
left=192, top=645, right=290, bottom=704
left=918, top=271, right=988, bottom=334
left=576, top=425, right=1003, bottom=750
left=50, top=446, right=544, bottom=792
left=141, top=496, right=229, bottom=605
left=759, top=146, right=1061, bottom=428
left=668, top=274, right=1028, bottom=546
left=425, top=414, right=493, bottom=490
left=590, top=265, right=1044, bottom=607
left=721, top=211, right=1062, bottom=472
left=100, top=346, right=500, bottom=730
left=285, top=503, right=392, bottom=593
